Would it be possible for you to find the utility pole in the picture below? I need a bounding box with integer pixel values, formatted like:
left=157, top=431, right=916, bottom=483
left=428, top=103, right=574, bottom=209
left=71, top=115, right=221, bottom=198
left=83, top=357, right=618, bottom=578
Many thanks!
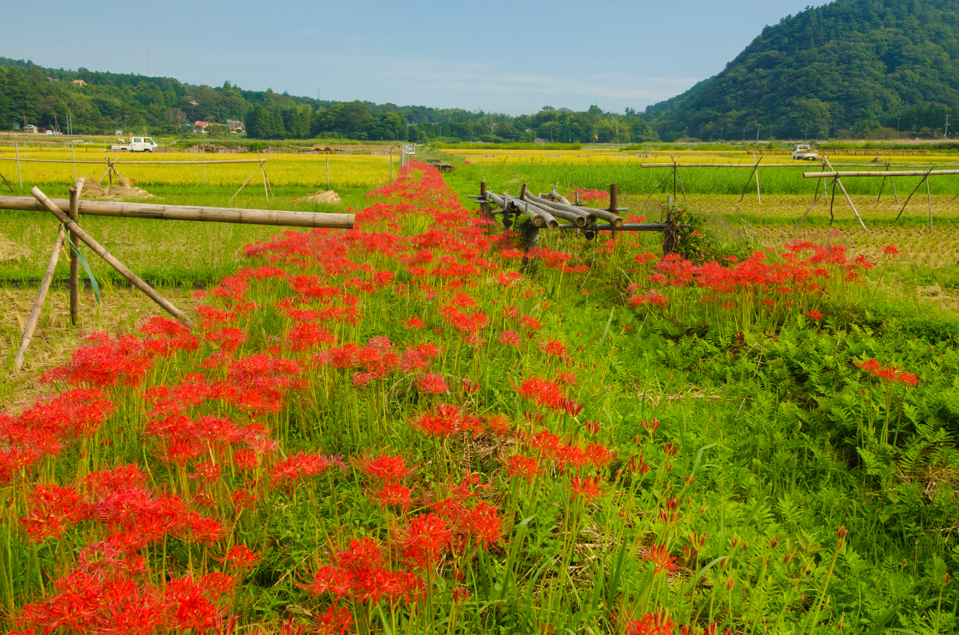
left=945, top=114, right=950, bottom=139
left=756, top=124, right=762, bottom=142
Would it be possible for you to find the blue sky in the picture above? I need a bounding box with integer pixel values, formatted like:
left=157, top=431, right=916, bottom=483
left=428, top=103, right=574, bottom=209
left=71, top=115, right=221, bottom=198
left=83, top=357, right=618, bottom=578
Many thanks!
left=3, top=0, right=830, bottom=115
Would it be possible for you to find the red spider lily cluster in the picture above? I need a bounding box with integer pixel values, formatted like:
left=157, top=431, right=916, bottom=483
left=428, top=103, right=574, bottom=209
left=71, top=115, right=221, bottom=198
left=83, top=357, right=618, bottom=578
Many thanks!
left=568, top=188, right=610, bottom=201
left=625, top=241, right=877, bottom=317
left=2, top=160, right=893, bottom=634
left=856, top=359, right=919, bottom=387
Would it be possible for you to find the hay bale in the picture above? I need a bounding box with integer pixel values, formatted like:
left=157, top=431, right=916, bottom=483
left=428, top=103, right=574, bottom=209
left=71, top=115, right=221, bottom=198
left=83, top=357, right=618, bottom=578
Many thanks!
left=82, top=176, right=154, bottom=200
left=298, top=190, right=341, bottom=205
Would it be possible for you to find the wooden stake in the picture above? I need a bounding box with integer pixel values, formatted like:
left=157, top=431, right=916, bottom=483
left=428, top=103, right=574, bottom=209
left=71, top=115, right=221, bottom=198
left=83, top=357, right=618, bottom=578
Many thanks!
left=794, top=176, right=833, bottom=230
left=754, top=155, right=762, bottom=204
left=15, top=224, right=67, bottom=370
left=0, top=170, right=14, bottom=194
left=256, top=152, right=269, bottom=202
left=69, top=178, right=85, bottom=326
left=230, top=164, right=263, bottom=202
left=895, top=167, right=935, bottom=223
left=30, top=186, right=193, bottom=326
left=824, top=157, right=868, bottom=231
left=15, top=144, right=22, bottom=189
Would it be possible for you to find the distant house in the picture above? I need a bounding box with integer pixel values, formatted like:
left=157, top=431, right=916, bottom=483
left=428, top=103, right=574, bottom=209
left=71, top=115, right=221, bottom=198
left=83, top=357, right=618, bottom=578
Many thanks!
left=23, top=124, right=38, bottom=134
left=193, top=121, right=212, bottom=133
left=72, top=79, right=87, bottom=87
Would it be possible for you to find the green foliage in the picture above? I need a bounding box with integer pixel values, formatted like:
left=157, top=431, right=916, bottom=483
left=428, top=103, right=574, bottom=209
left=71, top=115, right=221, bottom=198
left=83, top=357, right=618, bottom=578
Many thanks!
left=645, top=0, right=959, bottom=141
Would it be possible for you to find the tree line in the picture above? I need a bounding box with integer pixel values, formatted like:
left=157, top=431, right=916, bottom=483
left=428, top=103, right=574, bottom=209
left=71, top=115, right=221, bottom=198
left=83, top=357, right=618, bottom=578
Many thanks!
left=0, top=58, right=657, bottom=144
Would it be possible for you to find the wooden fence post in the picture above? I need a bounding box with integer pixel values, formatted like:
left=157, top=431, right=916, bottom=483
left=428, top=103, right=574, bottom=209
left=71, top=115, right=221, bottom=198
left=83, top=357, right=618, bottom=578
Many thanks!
left=69, top=178, right=85, bottom=326
left=14, top=224, right=67, bottom=370
left=30, top=186, right=193, bottom=326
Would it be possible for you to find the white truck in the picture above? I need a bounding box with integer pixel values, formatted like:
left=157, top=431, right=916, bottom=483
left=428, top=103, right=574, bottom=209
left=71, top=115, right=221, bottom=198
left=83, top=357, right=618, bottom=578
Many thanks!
left=110, top=136, right=158, bottom=152
left=791, top=144, right=818, bottom=160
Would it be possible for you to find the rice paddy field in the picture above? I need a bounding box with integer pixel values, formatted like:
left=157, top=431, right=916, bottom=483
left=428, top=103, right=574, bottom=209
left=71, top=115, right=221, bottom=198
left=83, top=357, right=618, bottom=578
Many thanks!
left=1, top=146, right=958, bottom=634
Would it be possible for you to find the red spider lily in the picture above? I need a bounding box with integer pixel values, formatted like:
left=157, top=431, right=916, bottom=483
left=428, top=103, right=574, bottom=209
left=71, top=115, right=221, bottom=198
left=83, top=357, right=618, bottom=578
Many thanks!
left=371, top=482, right=413, bottom=510
left=646, top=545, right=679, bottom=575
left=569, top=475, right=603, bottom=505
left=355, top=454, right=414, bottom=482
left=269, top=453, right=331, bottom=489
left=224, top=544, right=260, bottom=572
left=42, top=332, right=153, bottom=388
left=485, top=414, right=513, bottom=436
left=527, top=246, right=572, bottom=269
left=882, top=245, right=900, bottom=256
left=461, top=377, right=480, bottom=395
left=516, top=378, right=565, bottom=410
left=405, top=317, right=425, bottom=329
left=519, top=316, right=542, bottom=331
left=307, top=565, right=356, bottom=600
left=660, top=494, right=683, bottom=524
left=806, top=309, right=823, bottom=320
left=410, top=403, right=468, bottom=438
left=314, top=603, right=354, bottom=634
left=621, top=610, right=677, bottom=635
left=397, top=513, right=452, bottom=569
left=417, top=372, right=449, bottom=394
left=286, top=322, right=336, bottom=351
left=538, top=339, right=568, bottom=359
left=20, top=484, right=88, bottom=543
left=856, top=359, right=919, bottom=386
left=506, top=454, right=541, bottom=484
left=498, top=330, right=521, bottom=347
left=457, top=501, right=503, bottom=549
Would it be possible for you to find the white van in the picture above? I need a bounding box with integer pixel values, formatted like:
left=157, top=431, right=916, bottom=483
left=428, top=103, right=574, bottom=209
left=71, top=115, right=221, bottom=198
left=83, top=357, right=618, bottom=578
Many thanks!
left=111, top=137, right=159, bottom=152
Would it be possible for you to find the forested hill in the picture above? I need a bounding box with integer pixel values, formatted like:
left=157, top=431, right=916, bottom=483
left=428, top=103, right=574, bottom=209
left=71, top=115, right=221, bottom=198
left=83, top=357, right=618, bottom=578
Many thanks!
left=645, top=0, right=959, bottom=141
left=0, top=58, right=655, bottom=144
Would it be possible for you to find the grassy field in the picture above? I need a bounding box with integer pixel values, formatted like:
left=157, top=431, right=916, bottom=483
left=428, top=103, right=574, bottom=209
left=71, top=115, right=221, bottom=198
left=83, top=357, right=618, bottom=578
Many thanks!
left=1, top=148, right=957, bottom=634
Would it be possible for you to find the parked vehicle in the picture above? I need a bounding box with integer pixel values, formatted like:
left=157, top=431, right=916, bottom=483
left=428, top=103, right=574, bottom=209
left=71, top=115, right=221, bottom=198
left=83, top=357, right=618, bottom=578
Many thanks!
left=792, top=144, right=819, bottom=160
left=110, top=136, right=158, bottom=152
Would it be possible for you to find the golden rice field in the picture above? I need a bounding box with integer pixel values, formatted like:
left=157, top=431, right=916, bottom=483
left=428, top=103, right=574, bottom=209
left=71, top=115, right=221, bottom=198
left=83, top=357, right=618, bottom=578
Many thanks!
left=448, top=146, right=959, bottom=167
left=0, top=145, right=398, bottom=189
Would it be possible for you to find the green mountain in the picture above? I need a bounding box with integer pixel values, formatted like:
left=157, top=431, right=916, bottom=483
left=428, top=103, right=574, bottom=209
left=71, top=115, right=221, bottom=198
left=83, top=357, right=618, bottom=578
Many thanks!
left=645, top=0, right=959, bottom=141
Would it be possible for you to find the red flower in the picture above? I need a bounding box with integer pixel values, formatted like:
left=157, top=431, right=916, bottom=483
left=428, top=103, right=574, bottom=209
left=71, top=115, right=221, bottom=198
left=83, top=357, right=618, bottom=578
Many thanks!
left=506, top=454, right=541, bottom=483
left=646, top=545, right=678, bottom=575
left=355, top=454, right=414, bottom=483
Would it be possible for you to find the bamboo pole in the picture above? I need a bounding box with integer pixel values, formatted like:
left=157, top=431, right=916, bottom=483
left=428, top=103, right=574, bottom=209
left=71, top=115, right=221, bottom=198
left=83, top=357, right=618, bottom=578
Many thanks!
left=0, top=170, right=14, bottom=194
left=0, top=157, right=268, bottom=165
left=0, top=195, right=355, bottom=229
left=14, top=224, right=67, bottom=370
left=71, top=145, right=78, bottom=182
left=754, top=155, right=762, bottom=204
left=326, top=155, right=330, bottom=187
left=230, top=164, right=263, bottom=202
left=30, top=186, right=192, bottom=326
left=805, top=168, right=959, bottom=178
left=823, top=157, right=868, bottom=232
left=256, top=151, right=269, bottom=202
left=926, top=176, right=933, bottom=231
left=69, top=178, right=85, bottom=326
left=894, top=167, right=935, bottom=223
left=794, top=176, right=835, bottom=230
left=15, top=144, right=22, bottom=189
